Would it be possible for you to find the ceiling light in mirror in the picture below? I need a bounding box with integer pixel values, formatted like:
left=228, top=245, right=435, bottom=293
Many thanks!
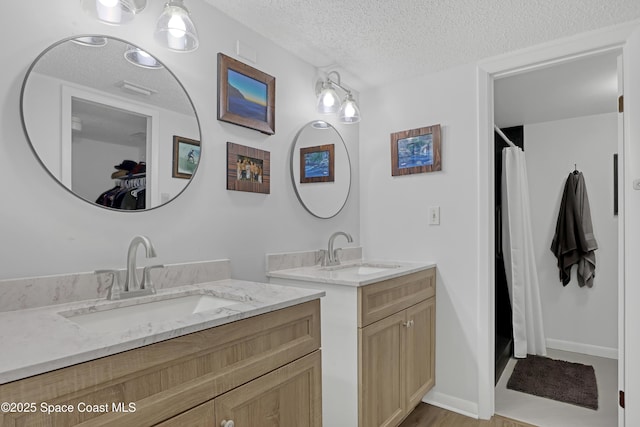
left=124, top=46, right=164, bottom=69
left=71, top=36, right=109, bottom=47
left=20, top=35, right=201, bottom=211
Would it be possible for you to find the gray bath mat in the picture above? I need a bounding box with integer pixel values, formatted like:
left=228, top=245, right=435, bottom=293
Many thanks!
left=507, top=355, right=598, bottom=410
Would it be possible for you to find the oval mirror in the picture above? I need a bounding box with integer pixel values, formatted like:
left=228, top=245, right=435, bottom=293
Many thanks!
left=290, top=121, right=351, bottom=218
left=20, top=35, right=201, bottom=211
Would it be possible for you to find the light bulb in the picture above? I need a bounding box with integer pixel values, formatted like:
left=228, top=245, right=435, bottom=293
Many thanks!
left=322, top=93, right=337, bottom=108
left=343, top=102, right=356, bottom=118
left=168, top=14, right=187, bottom=38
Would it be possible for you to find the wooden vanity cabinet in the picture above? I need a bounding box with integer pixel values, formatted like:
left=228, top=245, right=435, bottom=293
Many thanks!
left=0, top=300, right=321, bottom=427
left=158, top=351, right=322, bottom=427
left=268, top=265, right=436, bottom=427
left=358, top=268, right=436, bottom=427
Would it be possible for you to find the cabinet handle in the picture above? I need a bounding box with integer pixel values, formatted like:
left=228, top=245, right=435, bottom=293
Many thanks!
left=403, top=320, right=414, bottom=328
left=221, top=420, right=235, bottom=427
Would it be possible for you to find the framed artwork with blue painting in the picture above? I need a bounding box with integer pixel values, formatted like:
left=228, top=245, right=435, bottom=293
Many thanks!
left=390, top=124, right=441, bottom=176
left=300, top=144, right=335, bottom=183
left=217, top=53, right=275, bottom=135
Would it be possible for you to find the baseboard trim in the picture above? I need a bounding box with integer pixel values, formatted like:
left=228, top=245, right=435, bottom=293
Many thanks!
left=546, top=338, right=618, bottom=359
left=423, top=391, right=479, bottom=419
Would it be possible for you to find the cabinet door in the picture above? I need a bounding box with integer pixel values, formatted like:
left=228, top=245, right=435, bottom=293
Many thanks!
left=358, top=310, right=406, bottom=427
left=214, top=351, right=322, bottom=427
left=405, top=298, right=436, bottom=410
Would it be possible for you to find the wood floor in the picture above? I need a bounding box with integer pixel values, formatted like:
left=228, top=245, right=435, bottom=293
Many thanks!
left=399, top=403, right=538, bottom=427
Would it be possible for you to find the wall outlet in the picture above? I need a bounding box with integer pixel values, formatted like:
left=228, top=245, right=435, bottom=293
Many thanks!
left=429, top=206, right=440, bottom=225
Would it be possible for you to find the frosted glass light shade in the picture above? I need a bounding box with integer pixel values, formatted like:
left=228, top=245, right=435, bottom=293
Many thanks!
left=92, top=0, right=146, bottom=24
left=338, top=93, right=361, bottom=123
left=155, top=0, right=199, bottom=52
left=316, top=83, right=341, bottom=114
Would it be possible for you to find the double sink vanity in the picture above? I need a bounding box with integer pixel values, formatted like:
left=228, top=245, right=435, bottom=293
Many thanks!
left=8, top=13, right=436, bottom=426
left=0, top=236, right=435, bottom=427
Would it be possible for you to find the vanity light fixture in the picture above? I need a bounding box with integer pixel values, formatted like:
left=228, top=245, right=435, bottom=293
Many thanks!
left=154, top=0, right=199, bottom=52
left=315, top=71, right=361, bottom=124
left=124, top=45, right=164, bottom=69
left=91, top=0, right=147, bottom=25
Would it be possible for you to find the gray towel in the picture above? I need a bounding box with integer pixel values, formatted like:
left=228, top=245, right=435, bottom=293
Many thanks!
left=550, top=172, right=598, bottom=287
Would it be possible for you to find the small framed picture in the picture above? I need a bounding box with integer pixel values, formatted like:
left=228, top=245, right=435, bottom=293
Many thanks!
left=217, top=53, right=276, bottom=135
left=172, top=136, right=200, bottom=179
left=300, top=144, right=335, bottom=183
left=391, top=124, right=441, bottom=176
left=227, top=142, right=270, bottom=194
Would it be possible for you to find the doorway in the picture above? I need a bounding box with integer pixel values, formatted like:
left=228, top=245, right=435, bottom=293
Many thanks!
left=492, top=50, right=621, bottom=427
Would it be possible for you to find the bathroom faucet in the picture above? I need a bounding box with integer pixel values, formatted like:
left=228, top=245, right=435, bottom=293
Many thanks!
left=125, top=235, right=157, bottom=293
left=324, top=231, right=353, bottom=266
left=98, top=236, right=163, bottom=300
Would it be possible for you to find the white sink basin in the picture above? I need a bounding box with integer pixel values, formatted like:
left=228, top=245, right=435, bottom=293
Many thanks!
left=61, top=294, right=238, bottom=334
left=324, top=263, right=400, bottom=276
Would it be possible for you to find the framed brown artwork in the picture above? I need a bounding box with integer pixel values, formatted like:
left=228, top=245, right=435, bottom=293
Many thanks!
left=217, top=53, right=275, bottom=135
left=300, top=144, right=335, bottom=184
left=390, top=124, right=442, bottom=176
left=227, top=142, right=270, bottom=194
left=172, top=135, right=200, bottom=179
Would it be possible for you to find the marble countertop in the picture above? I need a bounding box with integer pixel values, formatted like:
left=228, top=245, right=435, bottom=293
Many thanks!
left=267, top=260, right=436, bottom=287
left=0, top=279, right=324, bottom=384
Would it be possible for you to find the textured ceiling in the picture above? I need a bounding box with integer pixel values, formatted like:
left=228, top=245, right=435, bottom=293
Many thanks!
left=204, top=0, right=640, bottom=89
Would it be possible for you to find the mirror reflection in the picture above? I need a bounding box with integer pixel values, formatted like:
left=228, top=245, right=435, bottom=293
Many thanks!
left=21, top=35, right=201, bottom=210
left=290, top=121, right=351, bottom=218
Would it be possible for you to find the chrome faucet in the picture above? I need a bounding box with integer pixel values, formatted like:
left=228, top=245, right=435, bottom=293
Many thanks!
left=124, top=235, right=158, bottom=294
left=97, top=236, right=163, bottom=300
left=323, top=231, right=353, bottom=266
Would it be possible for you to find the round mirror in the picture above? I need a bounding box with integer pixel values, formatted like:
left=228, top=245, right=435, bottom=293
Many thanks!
left=20, top=35, right=201, bottom=211
left=290, top=121, right=351, bottom=218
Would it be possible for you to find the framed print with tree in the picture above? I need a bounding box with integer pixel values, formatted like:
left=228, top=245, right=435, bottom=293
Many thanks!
left=390, top=124, right=441, bottom=176
left=172, top=135, right=200, bottom=179
left=300, top=144, right=335, bottom=183
left=217, top=53, right=275, bottom=135
left=227, top=142, right=270, bottom=194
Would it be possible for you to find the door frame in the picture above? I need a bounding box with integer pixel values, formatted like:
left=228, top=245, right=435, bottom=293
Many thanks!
left=476, top=21, right=638, bottom=423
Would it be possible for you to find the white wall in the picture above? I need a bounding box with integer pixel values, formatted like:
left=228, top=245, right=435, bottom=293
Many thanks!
left=525, top=114, right=618, bottom=357
left=623, top=26, right=640, bottom=426
left=0, top=0, right=359, bottom=281
left=360, top=63, right=482, bottom=414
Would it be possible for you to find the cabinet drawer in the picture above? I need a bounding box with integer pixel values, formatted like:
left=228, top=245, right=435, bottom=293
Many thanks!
left=155, top=399, right=216, bottom=427
left=0, top=300, right=320, bottom=427
left=358, top=268, right=435, bottom=327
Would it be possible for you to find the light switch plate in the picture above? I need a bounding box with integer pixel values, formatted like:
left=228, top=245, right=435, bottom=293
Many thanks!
left=429, top=207, right=440, bottom=225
